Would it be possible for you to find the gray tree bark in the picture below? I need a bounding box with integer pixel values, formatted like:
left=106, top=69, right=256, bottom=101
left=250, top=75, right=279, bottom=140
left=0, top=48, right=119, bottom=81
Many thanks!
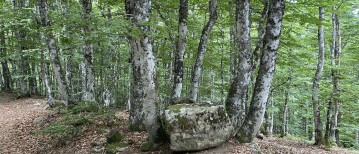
left=237, top=0, right=285, bottom=143
left=40, top=33, right=54, bottom=107
left=190, top=0, right=218, bottom=101
left=126, top=0, right=160, bottom=142
left=225, top=0, right=252, bottom=130
left=281, top=89, right=289, bottom=137
left=81, top=0, right=95, bottom=102
left=172, top=0, right=188, bottom=98
left=0, top=30, right=12, bottom=91
left=39, top=0, right=71, bottom=106
left=312, top=6, right=325, bottom=146
left=326, top=11, right=342, bottom=146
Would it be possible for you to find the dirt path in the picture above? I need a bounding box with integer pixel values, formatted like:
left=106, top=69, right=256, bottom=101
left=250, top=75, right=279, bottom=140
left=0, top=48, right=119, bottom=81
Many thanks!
left=0, top=92, right=48, bottom=154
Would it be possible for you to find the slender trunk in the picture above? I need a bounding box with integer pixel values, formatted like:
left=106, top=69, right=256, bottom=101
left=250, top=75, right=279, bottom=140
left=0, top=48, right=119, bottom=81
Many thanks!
left=126, top=0, right=160, bottom=142
left=41, top=33, right=54, bottom=107
left=312, top=7, right=325, bottom=146
left=226, top=0, right=252, bottom=129
left=0, top=30, right=12, bottom=91
left=172, top=0, right=188, bottom=98
left=253, top=0, right=269, bottom=70
left=269, top=96, right=274, bottom=136
left=220, top=29, right=225, bottom=102
left=263, top=93, right=273, bottom=136
left=29, top=62, right=38, bottom=95
left=81, top=0, right=95, bottom=102
left=237, top=0, right=285, bottom=143
left=356, top=131, right=359, bottom=144
left=305, top=100, right=310, bottom=138
left=39, top=0, right=71, bottom=106
left=281, top=89, right=289, bottom=137
left=332, top=13, right=341, bottom=146
left=190, top=0, right=218, bottom=101
left=229, top=26, right=236, bottom=81
left=210, top=69, right=215, bottom=99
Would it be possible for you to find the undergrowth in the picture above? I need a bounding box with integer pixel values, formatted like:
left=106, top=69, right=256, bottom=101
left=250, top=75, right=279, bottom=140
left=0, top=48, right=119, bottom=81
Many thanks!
left=38, top=101, right=115, bottom=144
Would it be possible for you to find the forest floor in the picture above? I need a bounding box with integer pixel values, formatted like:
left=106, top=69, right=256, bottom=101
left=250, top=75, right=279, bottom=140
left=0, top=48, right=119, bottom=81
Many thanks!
left=0, top=92, right=358, bottom=154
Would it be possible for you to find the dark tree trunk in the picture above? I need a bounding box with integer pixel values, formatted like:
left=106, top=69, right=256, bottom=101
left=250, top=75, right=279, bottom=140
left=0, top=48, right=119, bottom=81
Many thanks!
left=313, top=7, right=325, bottom=146
left=237, top=0, right=285, bottom=143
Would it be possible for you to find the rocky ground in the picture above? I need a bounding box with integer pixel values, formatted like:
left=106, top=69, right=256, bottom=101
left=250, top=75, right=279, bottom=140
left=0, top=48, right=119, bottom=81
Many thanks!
left=0, top=92, right=358, bottom=154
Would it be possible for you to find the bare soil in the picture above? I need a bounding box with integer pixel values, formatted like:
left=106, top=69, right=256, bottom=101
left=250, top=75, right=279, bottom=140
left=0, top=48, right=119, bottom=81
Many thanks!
left=0, top=92, right=358, bottom=154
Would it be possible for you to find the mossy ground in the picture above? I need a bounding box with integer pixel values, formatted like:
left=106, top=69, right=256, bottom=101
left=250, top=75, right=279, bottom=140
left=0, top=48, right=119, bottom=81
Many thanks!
left=38, top=101, right=115, bottom=143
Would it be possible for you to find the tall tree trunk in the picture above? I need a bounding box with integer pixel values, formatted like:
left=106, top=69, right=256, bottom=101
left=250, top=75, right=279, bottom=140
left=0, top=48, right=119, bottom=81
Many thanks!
left=281, top=89, right=289, bottom=137
left=332, top=12, right=341, bottom=146
left=172, top=0, right=188, bottom=98
left=81, top=0, right=95, bottom=102
left=126, top=0, right=160, bottom=142
left=39, top=0, right=71, bottom=106
left=263, top=93, right=273, bottom=136
left=312, top=6, right=325, bottom=146
left=237, top=0, right=285, bottom=143
left=225, top=0, right=252, bottom=129
left=253, top=0, right=269, bottom=70
left=190, top=0, right=218, bottom=101
left=40, top=33, right=54, bottom=107
left=0, top=30, right=12, bottom=91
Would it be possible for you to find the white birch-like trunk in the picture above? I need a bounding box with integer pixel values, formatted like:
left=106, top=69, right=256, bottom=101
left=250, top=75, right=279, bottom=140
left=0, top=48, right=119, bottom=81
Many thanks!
left=237, top=0, right=285, bottom=143
left=103, top=88, right=112, bottom=107
left=126, top=0, right=159, bottom=142
left=0, top=29, right=12, bottom=91
left=225, top=0, right=252, bottom=129
left=82, top=0, right=95, bottom=102
left=39, top=0, right=70, bottom=106
left=190, top=0, right=218, bottom=101
left=332, top=12, right=341, bottom=146
left=172, top=0, right=188, bottom=98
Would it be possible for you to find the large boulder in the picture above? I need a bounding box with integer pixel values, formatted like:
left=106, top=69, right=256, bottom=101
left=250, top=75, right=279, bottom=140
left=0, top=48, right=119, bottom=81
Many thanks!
left=163, top=103, right=233, bottom=152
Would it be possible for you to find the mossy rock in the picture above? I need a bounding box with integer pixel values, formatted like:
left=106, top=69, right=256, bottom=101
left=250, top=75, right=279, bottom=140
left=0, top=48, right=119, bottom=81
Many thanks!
left=164, top=104, right=233, bottom=151
left=106, top=129, right=123, bottom=143
left=140, top=141, right=154, bottom=152
left=105, top=142, right=127, bottom=154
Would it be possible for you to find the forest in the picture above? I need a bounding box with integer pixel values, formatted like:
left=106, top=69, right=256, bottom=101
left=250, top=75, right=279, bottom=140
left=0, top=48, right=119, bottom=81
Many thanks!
left=0, top=0, right=359, bottom=153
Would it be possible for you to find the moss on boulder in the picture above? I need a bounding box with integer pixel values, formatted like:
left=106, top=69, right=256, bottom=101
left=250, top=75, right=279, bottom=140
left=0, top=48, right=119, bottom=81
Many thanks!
left=163, top=104, right=233, bottom=152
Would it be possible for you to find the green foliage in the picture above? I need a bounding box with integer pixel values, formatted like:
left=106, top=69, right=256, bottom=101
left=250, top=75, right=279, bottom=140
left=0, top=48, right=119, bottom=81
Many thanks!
left=105, top=142, right=128, bottom=154
left=140, top=141, right=154, bottom=152
left=106, top=130, right=123, bottom=144
left=68, top=102, right=101, bottom=114
left=340, top=135, right=358, bottom=149
left=39, top=102, right=115, bottom=141
left=41, top=123, right=80, bottom=139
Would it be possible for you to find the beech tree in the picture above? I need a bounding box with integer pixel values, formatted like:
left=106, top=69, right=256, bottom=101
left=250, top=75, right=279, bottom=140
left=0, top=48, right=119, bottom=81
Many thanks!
left=225, top=0, right=252, bottom=130
left=81, top=0, right=95, bottom=102
left=172, top=0, right=188, bottom=98
left=125, top=0, right=160, bottom=142
left=237, top=0, right=285, bottom=143
left=312, top=6, right=325, bottom=146
left=190, top=0, right=218, bottom=101
left=39, top=0, right=71, bottom=106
